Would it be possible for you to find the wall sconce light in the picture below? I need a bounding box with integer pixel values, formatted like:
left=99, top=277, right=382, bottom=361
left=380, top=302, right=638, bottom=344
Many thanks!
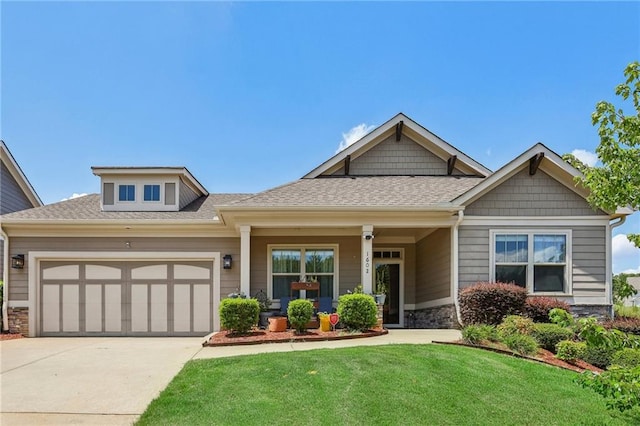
left=223, top=254, right=232, bottom=269
left=125, top=241, right=131, bottom=249
left=11, top=254, right=25, bottom=269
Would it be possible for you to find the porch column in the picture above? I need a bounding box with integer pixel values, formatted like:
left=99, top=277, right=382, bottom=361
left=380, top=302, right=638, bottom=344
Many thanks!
left=362, top=224, right=374, bottom=294
left=240, top=225, right=251, bottom=297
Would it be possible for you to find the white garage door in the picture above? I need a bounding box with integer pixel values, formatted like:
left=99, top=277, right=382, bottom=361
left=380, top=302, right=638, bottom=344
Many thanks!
left=39, top=261, right=214, bottom=336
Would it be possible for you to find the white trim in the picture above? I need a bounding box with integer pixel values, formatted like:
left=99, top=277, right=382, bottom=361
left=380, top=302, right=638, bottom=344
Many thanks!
left=362, top=225, right=374, bottom=294
left=462, top=216, right=610, bottom=226
left=8, top=301, right=29, bottom=308
left=489, top=229, right=573, bottom=295
left=374, top=258, right=404, bottom=327
left=240, top=225, right=251, bottom=296
left=405, top=297, right=454, bottom=311
left=266, top=244, right=340, bottom=301
left=91, top=166, right=208, bottom=196
left=27, top=251, right=221, bottom=337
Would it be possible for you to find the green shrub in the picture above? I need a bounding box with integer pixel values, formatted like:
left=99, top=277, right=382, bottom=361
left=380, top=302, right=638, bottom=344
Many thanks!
left=604, top=317, right=640, bottom=335
left=287, top=299, right=314, bottom=334
left=337, top=293, right=377, bottom=332
left=503, top=334, right=539, bottom=356
left=578, top=366, right=640, bottom=412
left=611, top=348, right=640, bottom=368
left=555, top=340, right=586, bottom=363
left=583, top=345, right=616, bottom=369
left=523, top=297, right=571, bottom=323
left=531, top=323, right=574, bottom=352
left=461, top=325, right=498, bottom=345
left=614, top=304, right=640, bottom=319
left=219, top=298, right=259, bottom=334
left=549, top=308, right=575, bottom=328
left=497, top=315, right=535, bottom=339
left=458, top=282, right=528, bottom=325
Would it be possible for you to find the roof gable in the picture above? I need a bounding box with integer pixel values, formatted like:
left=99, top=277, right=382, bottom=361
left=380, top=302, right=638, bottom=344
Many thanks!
left=1, top=140, right=43, bottom=210
left=304, top=113, right=492, bottom=178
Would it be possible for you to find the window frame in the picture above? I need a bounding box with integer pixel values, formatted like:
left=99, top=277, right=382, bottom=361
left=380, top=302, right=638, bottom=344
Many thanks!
left=489, top=229, right=572, bottom=295
left=267, top=244, right=339, bottom=304
left=118, top=184, right=136, bottom=202
left=143, top=184, right=161, bottom=202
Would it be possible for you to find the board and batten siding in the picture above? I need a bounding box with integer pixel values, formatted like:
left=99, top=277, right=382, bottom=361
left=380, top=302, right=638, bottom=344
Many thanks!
left=250, top=236, right=361, bottom=298
left=1, top=161, right=35, bottom=214
left=329, top=134, right=465, bottom=176
left=458, top=225, right=607, bottom=303
left=415, top=228, right=451, bottom=304
left=7, top=237, right=240, bottom=301
left=465, top=168, right=605, bottom=216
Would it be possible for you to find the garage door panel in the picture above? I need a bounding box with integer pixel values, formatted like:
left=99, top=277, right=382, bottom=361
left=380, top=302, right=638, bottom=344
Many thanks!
left=131, top=284, right=149, bottom=332
left=86, top=265, right=121, bottom=280
left=42, top=285, right=60, bottom=332
left=85, top=285, right=102, bottom=332
left=104, top=284, right=122, bottom=332
left=174, top=285, right=191, bottom=332
left=62, top=285, right=80, bottom=332
left=150, top=285, right=168, bottom=332
left=193, top=285, right=211, bottom=332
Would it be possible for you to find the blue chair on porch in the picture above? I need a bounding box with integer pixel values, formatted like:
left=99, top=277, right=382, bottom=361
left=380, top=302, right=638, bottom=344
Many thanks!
left=317, top=296, right=333, bottom=314
left=279, top=297, right=292, bottom=316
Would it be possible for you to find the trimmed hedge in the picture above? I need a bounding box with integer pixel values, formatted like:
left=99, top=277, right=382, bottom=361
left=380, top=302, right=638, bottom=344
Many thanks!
left=458, top=282, right=528, bottom=325
left=219, top=298, right=259, bottom=334
left=287, top=299, right=314, bottom=334
left=556, top=340, right=586, bottom=363
left=583, top=345, right=616, bottom=369
left=337, top=293, right=377, bottom=332
left=523, top=297, right=571, bottom=323
left=503, top=334, right=539, bottom=356
left=531, top=323, right=574, bottom=352
left=611, top=348, right=640, bottom=368
left=497, top=315, right=535, bottom=339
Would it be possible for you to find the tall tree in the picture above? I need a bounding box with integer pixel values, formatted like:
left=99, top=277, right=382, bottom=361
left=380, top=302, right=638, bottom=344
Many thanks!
left=567, top=62, right=640, bottom=247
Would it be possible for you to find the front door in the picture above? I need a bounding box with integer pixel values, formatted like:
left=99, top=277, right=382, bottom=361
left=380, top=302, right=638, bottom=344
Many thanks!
left=374, top=262, right=403, bottom=327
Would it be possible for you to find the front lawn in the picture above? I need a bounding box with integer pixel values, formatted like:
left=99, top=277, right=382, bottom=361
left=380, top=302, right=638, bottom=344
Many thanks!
left=137, top=344, right=639, bottom=425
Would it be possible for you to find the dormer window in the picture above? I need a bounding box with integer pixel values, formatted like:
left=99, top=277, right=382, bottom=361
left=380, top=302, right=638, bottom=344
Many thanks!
left=118, top=185, right=135, bottom=202
left=143, top=184, right=160, bottom=202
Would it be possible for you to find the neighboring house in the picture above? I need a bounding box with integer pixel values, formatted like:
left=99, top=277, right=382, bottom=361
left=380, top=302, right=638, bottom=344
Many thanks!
left=0, top=114, right=631, bottom=337
left=0, top=141, right=43, bottom=332
left=623, top=276, right=640, bottom=307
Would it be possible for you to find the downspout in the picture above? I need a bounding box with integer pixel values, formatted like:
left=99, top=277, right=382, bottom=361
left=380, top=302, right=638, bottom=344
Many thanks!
left=452, top=209, right=464, bottom=326
left=608, top=216, right=626, bottom=318
left=1, top=225, right=9, bottom=332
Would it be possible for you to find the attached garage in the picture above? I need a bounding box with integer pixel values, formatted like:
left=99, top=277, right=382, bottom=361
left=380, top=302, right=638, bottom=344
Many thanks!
left=38, top=259, right=216, bottom=336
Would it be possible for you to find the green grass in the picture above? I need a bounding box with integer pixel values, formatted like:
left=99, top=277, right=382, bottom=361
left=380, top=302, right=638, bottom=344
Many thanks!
left=615, top=304, right=640, bottom=319
left=137, top=344, right=640, bottom=426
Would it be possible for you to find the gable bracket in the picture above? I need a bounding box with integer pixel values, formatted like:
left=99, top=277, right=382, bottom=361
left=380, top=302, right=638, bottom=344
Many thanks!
left=529, top=152, right=545, bottom=175
left=395, top=120, right=404, bottom=141
left=447, top=155, right=457, bottom=175
left=344, top=154, right=351, bottom=176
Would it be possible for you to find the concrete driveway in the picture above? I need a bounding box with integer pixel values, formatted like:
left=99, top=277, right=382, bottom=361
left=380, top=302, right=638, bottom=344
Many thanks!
left=0, top=337, right=204, bottom=425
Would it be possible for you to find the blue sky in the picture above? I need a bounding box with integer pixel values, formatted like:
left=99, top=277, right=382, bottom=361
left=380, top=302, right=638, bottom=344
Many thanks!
left=1, top=1, right=638, bottom=273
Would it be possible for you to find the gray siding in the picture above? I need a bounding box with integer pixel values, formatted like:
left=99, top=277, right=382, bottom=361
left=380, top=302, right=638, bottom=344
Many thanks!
left=329, top=134, right=464, bottom=176
left=179, top=180, right=199, bottom=210
left=8, top=237, right=240, bottom=301
left=415, top=228, right=451, bottom=303
left=103, top=183, right=114, bottom=205
left=165, top=183, right=176, bottom=205
left=465, top=169, right=603, bottom=216
left=1, top=162, right=34, bottom=215
left=458, top=225, right=607, bottom=301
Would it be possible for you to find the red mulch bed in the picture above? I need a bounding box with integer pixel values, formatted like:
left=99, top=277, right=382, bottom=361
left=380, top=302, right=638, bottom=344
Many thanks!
left=0, top=333, right=24, bottom=341
left=204, top=328, right=387, bottom=347
left=435, top=340, right=602, bottom=374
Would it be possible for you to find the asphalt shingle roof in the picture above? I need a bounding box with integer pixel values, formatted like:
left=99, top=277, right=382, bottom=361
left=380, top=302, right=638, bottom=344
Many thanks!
left=0, top=193, right=252, bottom=221
left=226, top=176, right=484, bottom=208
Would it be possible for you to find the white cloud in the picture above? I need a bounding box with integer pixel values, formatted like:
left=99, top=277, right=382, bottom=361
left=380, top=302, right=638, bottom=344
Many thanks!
left=621, top=267, right=640, bottom=274
left=571, top=149, right=598, bottom=167
left=613, top=234, right=639, bottom=257
left=613, top=234, right=640, bottom=274
left=336, top=123, right=376, bottom=153
left=61, top=193, right=88, bottom=201
left=486, top=148, right=492, bottom=157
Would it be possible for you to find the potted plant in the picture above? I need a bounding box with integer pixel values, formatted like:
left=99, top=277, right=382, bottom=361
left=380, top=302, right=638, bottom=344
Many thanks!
left=374, top=278, right=388, bottom=305
left=254, top=290, right=274, bottom=328
left=268, top=316, right=287, bottom=332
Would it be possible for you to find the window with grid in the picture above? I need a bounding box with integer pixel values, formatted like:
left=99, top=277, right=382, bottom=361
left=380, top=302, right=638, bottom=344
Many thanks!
left=271, top=248, right=335, bottom=300
left=493, top=231, right=568, bottom=293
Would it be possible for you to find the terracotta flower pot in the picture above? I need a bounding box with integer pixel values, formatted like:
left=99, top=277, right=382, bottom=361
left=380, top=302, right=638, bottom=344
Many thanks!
left=268, top=316, right=287, bottom=332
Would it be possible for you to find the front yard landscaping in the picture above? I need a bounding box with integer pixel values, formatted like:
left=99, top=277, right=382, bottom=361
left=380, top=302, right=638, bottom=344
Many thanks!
left=136, top=344, right=639, bottom=425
